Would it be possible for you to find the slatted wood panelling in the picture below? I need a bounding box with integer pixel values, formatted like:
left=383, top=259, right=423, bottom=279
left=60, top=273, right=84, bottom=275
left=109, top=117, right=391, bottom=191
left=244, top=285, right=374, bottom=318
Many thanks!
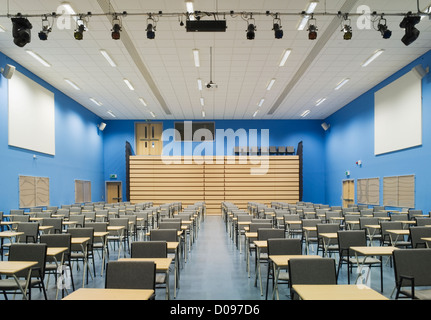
left=129, top=156, right=300, bottom=214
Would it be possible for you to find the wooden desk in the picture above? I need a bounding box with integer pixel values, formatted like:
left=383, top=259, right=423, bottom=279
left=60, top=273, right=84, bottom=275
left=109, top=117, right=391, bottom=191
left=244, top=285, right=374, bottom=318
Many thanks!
left=62, top=288, right=154, bottom=300
left=292, top=284, right=389, bottom=300
left=302, top=226, right=317, bottom=254
left=46, top=247, right=68, bottom=300
left=94, top=231, right=109, bottom=276
left=0, top=261, right=37, bottom=300
left=119, top=258, right=173, bottom=300
left=387, top=229, right=410, bottom=246
left=350, top=246, right=398, bottom=292
left=245, top=232, right=258, bottom=277
left=364, top=224, right=382, bottom=245
left=71, top=237, right=90, bottom=288
left=319, top=233, right=338, bottom=257
left=269, top=255, right=321, bottom=300
left=107, top=226, right=126, bottom=258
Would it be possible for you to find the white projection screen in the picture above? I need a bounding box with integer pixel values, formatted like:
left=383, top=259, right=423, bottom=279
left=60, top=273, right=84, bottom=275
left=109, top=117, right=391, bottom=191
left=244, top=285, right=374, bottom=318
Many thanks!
left=8, top=71, right=55, bottom=155
left=374, top=69, right=422, bottom=155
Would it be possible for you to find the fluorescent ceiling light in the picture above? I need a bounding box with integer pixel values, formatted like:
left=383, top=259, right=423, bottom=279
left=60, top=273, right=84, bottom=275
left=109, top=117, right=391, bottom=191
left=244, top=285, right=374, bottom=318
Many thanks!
left=253, top=110, right=260, bottom=118
left=279, top=49, right=292, bottom=67
left=64, top=79, right=80, bottom=90
left=335, top=78, right=350, bottom=90
left=297, top=1, right=319, bottom=30
left=90, top=98, right=103, bottom=106
left=139, top=98, right=147, bottom=106
left=197, top=79, right=203, bottom=91
left=361, top=49, right=385, bottom=67
left=25, top=50, right=51, bottom=67
left=107, top=110, right=116, bottom=118
left=258, top=99, right=265, bottom=107
left=150, top=111, right=156, bottom=118
left=316, top=97, right=327, bottom=106
left=193, top=49, right=200, bottom=67
left=266, top=79, right=276, bottom=91
left=0, top=24, right=6, bottom=32
left=123, top=79, right=135, bottom=91
left=200, top=97, right=205, bottom=106
left=301, top=110, right=311, bottom=117
left=186, top=1, right=195, bottom=21
left=202, top=110, right=206, bottom=118
left=100, top=50, right=117, bottom=67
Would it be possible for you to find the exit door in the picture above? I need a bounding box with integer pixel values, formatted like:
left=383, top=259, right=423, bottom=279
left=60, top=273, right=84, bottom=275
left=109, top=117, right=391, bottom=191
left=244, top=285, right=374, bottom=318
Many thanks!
left=106, top=181, right=122, bottom=204
left=136, top=123, right=163, bottom=156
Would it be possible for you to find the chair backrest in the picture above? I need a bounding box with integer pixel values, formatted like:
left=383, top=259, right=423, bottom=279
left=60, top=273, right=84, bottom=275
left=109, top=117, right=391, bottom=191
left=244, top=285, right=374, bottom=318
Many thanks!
left=68, top=227, right=94, bottom=249
left=109, top=218, right=129, bottom=231
left=380, top=221, right=403, bottom=238
left=69, top=214, right=85, bottom=228
left=42, top=218, right=63, bottom=234
left=359, top=217, right=380, bottom=230
left=11, top=215, right=30, bottom=222
left=393, top=249, right=431, bottom=287
left=410, top=227, right=431, bottom=248
left=36, top=212, right=51, bottom=218
left=105, top=261, right=156, bottom=290
left=9, top=243, right=47, bottom=278
left=257, top=228, right=284, bottom=241
left=249, top=222, right=272, bottom=233
left=150, top=229, right=178, bottom=242
left=39, top=233, right=72, bottom=260
left=288, top=258, right=337, bottom=298
left=10, top=209, right=24, bottom=215
left=16, top=222, right=39, bottom=243
left=337, top=230, right=367, bottom=256
left=373, top=206, right=385, bottom=212
left=267, top=238, right=302, bottom=255
left=415, top=217, right=431, bottom=227
left=390, top=214, right=406, bottom=222
left=131, top=241, right=167, bottom=258
left=85, top=222, right=108, bottom=232
left=373, top=211, right=388, bottom=218
left=316, top=223, right=339, bottom=236
left=158, top=221, right=181, bottom=231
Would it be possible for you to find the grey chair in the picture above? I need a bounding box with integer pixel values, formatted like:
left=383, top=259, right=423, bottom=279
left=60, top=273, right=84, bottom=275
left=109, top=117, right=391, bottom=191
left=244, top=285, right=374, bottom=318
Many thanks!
left=336, top=230, right=381, bottom=286
left=39, top=233, right=75, bottom=293
left=393, top=248, right=431, bottom=300
left=42, top=218, right=63, bottom=234
left=316, top=223, right=339, bottom=257
left=410, top=226, right=431, bottom=248
left=10, top=209, right=24, bottom=215
left=380, top=221, right=411, bottom=247
left=85, top=222, right=109, bottom=258
left=266, top=238, right=302, bottom=299
left=105, top=260, right=156, bottom=299
left=108, top=218, right=130, bottom=256
left=16, top=222, right=39, bottom=243
left=69, top=214, right=85, bottom=228
left=301, top=219, right=320, bottom=253
left=359, top=217, right=381, bottom=244
left=0, top=243, right=47, bottom=300
left=288, top=258, right=337, bottom=300
left=68, top=227, right=95, bottom=282
left=283, top=215, right=302, bottom=238
left=415, top=217, right=431, bottom=227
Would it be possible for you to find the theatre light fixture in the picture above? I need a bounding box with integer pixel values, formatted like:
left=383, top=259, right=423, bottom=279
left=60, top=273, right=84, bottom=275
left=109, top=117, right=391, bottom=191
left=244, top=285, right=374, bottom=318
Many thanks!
left=377, top=17, right=392, bottom=39
left=273, top=16, right=283, bottom=39
left=111, top=16, right=122, bottom=40
left=38, top=16, right=52, bottom=41
left=307, top=16, right=318, bottom=40
left=246, top=17, right=256, bottom=40
left=11, top=16, right=32, bottom=47
left=400, top=13, right=421, bottom=46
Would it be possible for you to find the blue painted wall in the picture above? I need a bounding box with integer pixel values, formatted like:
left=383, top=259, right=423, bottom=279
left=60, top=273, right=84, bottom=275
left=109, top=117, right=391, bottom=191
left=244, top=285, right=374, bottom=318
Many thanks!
left=0, top=52, right=105, bottom=214
left=103, top=119, right=327, bottom=204
left=324, top=50, right=431, bottom=212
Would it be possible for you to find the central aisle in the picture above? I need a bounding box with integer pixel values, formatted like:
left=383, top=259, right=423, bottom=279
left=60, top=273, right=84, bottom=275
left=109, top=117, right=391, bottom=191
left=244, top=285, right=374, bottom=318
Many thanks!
left=175, top=215, right=267, bottom=300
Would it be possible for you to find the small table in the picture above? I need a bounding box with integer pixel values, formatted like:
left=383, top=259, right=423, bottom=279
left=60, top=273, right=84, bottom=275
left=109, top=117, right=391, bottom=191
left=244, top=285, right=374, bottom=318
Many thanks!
left=319, top=233, right=338, bottom=257
left=0, top=261, right=37, bottom=300
left=62, top=288, right=154, bottom=300
left=71, top=237, right=90, bottom=288
left=46, top=247, right=68, bottom=299
left=292, top=284, right=389, bottom=300
left=350, top=246, right=398, bottom=292
left=387, top=229, right=410, bottom=246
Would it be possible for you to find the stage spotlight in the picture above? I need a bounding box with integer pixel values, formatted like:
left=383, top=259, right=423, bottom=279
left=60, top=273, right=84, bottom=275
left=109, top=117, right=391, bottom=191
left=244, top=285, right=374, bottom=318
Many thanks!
left=400, top=14, right=421, bottom=46
left=38, top=17, right=52, bottom=41
left=111, top=23, right=121, bottom=40
left=11, top=17, right=32, bottom=47
left=273, top=18, right=283, bottom=39
left=246, top=20, right=256, bottom=40
left=307, top=17, right=318, bottom=40
left=377, top=18, right=392, bottom=39
left=146, top=23, right=155, bottom=39
left=343, top=25, right=352, bottom=40
left=74, top=24, right=85, bottom=40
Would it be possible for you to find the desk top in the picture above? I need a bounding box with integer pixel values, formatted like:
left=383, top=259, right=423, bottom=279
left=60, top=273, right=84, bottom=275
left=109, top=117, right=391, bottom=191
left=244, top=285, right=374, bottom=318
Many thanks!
left=119, top=258, right=173, bottom=271
left=71, top=237, right=90, bottom=244
left=253, top=240, right=267, bottom=248
left=319, top=233, right=338, bottom=239
left=269, top=255, right=321, bottom=267
left=387, top=229, right=410, bottom=235
left=0, top=261, right=37, bottom=275
left=350, top=246, right=398, bottom=256
left=47, top=247, right=68, bottom=256
left=292, top=284, right=388, bottom=300
left=0, top=231, right=24, bottom=238
left=62, top=288, right=154, bottom=300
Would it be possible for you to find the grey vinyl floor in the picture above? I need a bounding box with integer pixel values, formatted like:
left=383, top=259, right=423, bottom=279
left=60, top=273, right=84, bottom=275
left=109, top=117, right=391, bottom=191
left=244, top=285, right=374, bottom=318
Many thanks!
left=1, top=215, right=399, bottom=301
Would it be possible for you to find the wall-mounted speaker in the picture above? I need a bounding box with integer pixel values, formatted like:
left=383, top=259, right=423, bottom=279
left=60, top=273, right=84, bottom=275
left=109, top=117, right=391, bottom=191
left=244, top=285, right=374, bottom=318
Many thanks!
left=0, top=64, right=16, bottom=79
left=321, top=122, right=330, bottom=131
left=98, top=122, right=107, bottom=131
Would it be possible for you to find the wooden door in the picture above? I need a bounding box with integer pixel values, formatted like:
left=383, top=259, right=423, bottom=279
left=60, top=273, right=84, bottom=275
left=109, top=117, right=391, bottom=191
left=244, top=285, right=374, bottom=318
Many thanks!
left=106, top=182, right=122, bottom=204
left=342, top=180, right=355, bottom=208
left=136, top=123, right=163, bottom=156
